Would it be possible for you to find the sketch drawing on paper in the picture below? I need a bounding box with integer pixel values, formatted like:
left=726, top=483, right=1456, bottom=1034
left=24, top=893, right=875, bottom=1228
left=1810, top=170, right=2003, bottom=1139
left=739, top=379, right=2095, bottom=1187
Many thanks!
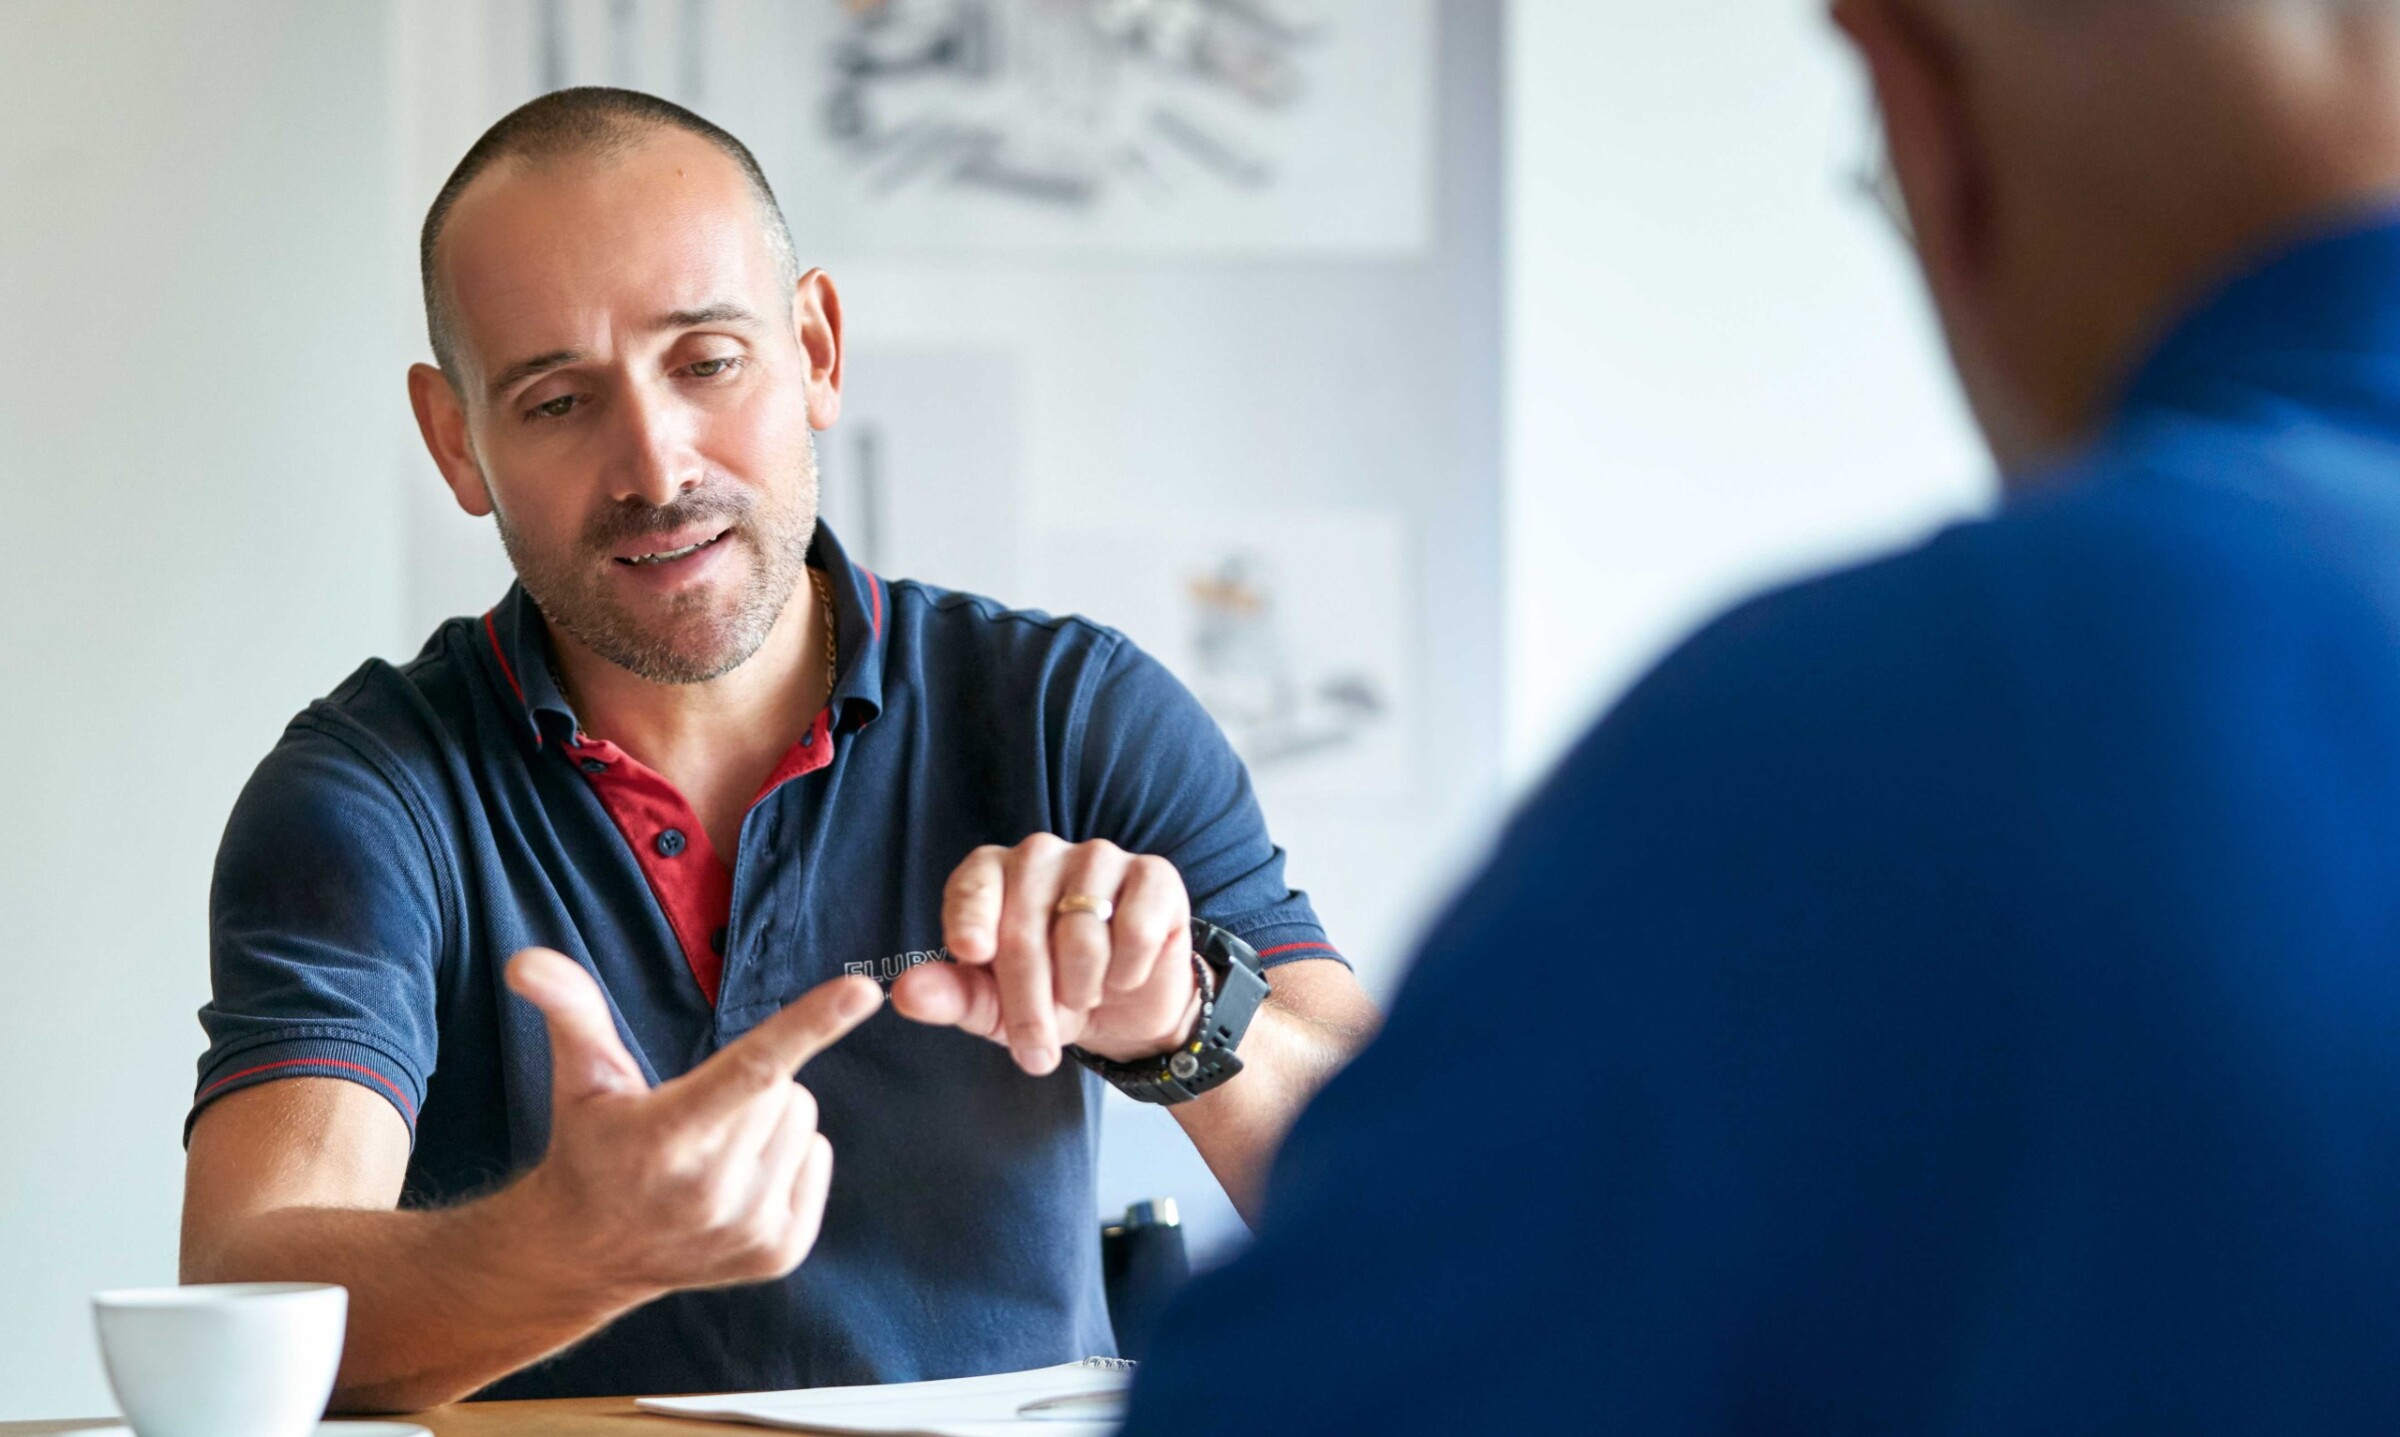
left=1185, top=549, right=1387, bottom=770
left=1033, top=512, right=1408, bottom=798
left=491, top=0, right=1432, bottom=256
left=823, top=0, right=1325, bottom=211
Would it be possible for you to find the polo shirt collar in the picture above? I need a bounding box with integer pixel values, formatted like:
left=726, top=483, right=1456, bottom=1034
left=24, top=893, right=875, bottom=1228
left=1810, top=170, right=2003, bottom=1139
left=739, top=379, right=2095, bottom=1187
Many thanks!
left=814, top=521, right=890, bottom=731
left=2114, top=206, right=2400, bottom=441
left=476, top=520, right=889, bottom=753
left=478, top=586, right=571, bottom=751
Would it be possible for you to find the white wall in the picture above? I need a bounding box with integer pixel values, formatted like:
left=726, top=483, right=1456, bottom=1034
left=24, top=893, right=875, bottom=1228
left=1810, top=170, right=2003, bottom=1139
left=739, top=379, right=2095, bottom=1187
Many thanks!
left=0, top=0, right=408, bottom=1417
left=1503, top=0, right=1991, bottom=781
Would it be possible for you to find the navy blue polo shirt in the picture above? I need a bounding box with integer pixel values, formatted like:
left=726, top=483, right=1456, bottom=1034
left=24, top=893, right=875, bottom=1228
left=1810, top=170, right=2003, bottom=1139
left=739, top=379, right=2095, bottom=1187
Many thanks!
left=1124, top=215, right=2400, bottom=1433
left=190, top=523, right=1340, bottom=1399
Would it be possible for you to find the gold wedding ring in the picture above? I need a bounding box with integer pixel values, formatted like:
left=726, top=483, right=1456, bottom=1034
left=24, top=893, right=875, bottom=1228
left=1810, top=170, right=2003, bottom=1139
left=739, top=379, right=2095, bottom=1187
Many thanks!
left=1054, top=893, right=1116, bottom=924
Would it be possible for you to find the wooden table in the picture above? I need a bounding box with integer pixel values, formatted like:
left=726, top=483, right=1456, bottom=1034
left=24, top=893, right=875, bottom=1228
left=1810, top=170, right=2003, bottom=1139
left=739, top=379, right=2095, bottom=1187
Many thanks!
left=0, top=1400, right=736, bottom=1437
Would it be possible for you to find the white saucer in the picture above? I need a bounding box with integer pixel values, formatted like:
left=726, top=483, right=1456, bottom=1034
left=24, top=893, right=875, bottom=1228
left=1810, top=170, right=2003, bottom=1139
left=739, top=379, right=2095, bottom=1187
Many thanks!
left=78, top=1425, right=429, bottom=1437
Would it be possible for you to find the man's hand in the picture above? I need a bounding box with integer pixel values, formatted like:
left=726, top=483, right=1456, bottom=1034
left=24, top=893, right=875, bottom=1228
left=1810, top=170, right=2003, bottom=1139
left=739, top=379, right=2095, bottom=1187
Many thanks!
left=502, top=948, right=882, bottom=1299
left=179, top=951, right=885, bottom=1411
left=891, top=836, right=1199, bottom=1076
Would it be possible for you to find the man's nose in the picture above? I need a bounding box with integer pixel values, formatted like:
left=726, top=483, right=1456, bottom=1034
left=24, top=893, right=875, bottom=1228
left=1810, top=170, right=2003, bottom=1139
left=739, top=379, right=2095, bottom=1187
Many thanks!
left=609, top=375, right=705, bottom=508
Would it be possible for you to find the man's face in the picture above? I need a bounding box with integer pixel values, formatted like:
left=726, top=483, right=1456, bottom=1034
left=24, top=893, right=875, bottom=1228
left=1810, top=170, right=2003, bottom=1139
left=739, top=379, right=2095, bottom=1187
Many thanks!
left=419, top=130, right=835, bottom=684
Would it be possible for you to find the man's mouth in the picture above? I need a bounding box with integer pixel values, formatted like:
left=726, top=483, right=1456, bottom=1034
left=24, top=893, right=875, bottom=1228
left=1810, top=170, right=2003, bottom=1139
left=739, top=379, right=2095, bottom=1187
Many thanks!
left=614, top=529, right=731, bottom=566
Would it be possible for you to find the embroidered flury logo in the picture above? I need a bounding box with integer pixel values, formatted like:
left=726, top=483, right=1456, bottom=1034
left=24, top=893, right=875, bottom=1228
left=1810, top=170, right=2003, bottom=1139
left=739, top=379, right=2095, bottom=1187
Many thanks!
left=845, top=946, right=952, bottom=989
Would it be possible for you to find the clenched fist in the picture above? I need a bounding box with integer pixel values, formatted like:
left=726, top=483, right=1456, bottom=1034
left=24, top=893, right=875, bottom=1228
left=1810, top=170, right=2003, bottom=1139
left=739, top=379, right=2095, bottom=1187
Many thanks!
left=891, top=835, right=1201, bottom=1076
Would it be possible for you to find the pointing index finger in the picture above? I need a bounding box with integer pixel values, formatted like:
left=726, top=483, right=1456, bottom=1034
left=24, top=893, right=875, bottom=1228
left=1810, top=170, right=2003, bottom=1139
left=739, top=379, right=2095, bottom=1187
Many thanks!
left=669, top=975, right=884, bottom=1119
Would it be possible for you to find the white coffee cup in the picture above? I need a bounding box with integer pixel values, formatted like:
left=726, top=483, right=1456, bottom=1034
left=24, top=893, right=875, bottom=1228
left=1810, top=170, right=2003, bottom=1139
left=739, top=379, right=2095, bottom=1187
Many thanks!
left=93, top=1282, right=347, bottom=1437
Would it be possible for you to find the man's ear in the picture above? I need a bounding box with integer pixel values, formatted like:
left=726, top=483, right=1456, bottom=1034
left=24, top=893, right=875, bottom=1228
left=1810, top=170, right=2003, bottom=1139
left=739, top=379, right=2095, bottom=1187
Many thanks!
left=793, top=268, right=845, bottom=432
left=1834, top=0, right=1991, bottom=300
left=408, top=362, right=495, bottom=519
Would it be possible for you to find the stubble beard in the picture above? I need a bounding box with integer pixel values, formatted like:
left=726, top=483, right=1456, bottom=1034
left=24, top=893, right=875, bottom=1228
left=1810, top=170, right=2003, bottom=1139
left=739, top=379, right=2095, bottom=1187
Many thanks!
left=493, top=433, right=820, bottom=685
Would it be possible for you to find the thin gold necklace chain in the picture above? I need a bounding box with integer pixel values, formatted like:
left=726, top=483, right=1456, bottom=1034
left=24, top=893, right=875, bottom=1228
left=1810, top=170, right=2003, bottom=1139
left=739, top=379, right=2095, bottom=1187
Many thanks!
left=558, top=565, right=839, bottom=743
left=811, top=563, right=839, bottom=702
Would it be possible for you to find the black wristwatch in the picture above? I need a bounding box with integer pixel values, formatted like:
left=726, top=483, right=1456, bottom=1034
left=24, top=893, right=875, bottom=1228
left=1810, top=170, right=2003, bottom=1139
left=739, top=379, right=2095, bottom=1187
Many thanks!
left=1072, top=919, right=1270, bottom=1106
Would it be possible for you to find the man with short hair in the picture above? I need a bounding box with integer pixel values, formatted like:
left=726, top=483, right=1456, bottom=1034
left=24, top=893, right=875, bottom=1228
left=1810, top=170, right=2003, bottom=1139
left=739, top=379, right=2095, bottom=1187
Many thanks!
left=178, top=87, right=1375, bottom=1410
left=1122, top=1, right=2400, bottom=1430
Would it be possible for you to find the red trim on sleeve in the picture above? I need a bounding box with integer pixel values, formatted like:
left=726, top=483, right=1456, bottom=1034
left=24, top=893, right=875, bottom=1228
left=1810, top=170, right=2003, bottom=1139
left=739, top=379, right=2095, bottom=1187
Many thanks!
left=484, top=611, right=528, bottom=707
left=197, top=1057, right=418, bottom=1119
left=1255, top=941, right=1342, bottom=959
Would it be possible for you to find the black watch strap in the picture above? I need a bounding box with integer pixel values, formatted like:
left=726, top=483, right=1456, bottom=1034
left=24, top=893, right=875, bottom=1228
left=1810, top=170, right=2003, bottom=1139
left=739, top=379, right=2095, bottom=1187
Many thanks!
left=1072, top=919, right=1271, bottom=1106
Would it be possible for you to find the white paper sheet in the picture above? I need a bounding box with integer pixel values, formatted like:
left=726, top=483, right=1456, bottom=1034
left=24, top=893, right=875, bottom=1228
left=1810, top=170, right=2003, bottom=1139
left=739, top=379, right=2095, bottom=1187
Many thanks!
left=636, top=1360, right=1132, bottom=1437
left=484, top=0, right=1435, bottom=258
left=1028, top=509, right=1413, bottom=800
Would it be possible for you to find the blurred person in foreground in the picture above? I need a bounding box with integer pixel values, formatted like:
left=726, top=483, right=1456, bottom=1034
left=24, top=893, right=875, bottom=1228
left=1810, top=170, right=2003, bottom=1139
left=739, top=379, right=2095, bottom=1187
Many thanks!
left=1124, top=1, right=2400, bottom=1431
left=176, top=87, right=1375, bottom=1408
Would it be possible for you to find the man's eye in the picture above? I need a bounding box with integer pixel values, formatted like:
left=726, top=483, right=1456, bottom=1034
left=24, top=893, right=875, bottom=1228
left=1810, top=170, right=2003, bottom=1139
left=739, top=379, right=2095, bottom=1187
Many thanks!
left=687, top=357, right=741, bottom=378
left=527, top=394, right=579, bottom=421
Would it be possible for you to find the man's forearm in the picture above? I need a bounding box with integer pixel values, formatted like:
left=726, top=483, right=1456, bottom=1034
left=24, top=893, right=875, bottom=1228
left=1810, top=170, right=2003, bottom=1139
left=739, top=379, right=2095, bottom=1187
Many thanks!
left=1170, top=998, right=1376, bottom=1223
left=184, top=1178, right=642, bottom=1412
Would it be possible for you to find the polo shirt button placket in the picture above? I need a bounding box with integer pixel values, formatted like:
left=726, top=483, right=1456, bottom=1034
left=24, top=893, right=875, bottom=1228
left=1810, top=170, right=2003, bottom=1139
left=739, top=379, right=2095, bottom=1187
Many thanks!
left=655, top=828, right=688, bottom=858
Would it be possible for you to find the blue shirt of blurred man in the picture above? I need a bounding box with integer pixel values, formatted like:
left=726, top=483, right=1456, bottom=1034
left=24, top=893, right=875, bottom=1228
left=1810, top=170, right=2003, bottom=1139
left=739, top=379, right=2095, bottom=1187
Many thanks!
left=1125, top=2, right=2400, bottom=1430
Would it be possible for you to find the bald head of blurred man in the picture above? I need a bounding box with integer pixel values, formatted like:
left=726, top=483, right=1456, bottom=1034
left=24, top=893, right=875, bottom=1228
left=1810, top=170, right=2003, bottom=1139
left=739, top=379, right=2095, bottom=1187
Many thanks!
left=1836, top=0, right=2400, bottom=466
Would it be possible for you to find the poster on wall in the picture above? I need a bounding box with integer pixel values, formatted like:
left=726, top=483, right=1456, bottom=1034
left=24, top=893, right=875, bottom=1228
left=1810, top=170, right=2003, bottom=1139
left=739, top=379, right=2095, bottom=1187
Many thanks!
left=488, top=0, right=1435, bottom=258
left=1031, top=510, right=1410, bottom=800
